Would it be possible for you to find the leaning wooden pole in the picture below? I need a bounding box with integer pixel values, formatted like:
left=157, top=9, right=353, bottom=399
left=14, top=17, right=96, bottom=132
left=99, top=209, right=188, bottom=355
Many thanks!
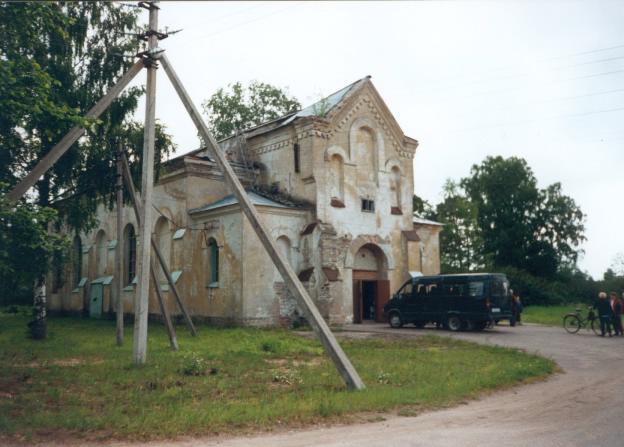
left=120, top=152, right=197, bottom=336
left=160, top=54, right=365, bottom=390
left=5, top=60, right=144, bottom=204
left=118, top=153, right=179, bottom=351
left=133, top=2, right=159, bottom=365
left=149, top=259, right=179, bottom=351
left=115, top=145, right=125, bottom=346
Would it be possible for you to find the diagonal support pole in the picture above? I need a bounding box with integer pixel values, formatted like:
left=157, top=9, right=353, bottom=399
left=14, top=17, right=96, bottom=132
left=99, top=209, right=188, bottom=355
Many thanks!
left=6, top=60, right=144, bottom=203
left=119, top=153, right=179, bottom=351
left=120, top=152, right=197, bottom=336
left=160, top=54, right=365, bottom=390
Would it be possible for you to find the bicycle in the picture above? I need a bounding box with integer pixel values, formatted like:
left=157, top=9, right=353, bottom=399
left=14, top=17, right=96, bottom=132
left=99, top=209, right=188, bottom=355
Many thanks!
left=562, top=306, right=601, bottom=335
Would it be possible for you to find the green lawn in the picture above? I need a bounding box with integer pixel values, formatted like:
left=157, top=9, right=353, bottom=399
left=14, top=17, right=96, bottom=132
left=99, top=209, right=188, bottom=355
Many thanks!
left=0, top=311, right=555, bottom=442
left=522, top=304, right=587, bottom=326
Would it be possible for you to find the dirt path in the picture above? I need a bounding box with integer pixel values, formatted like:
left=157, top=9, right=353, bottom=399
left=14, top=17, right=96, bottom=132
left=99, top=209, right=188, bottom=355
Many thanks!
left=44, top=324, right=624, bottom=447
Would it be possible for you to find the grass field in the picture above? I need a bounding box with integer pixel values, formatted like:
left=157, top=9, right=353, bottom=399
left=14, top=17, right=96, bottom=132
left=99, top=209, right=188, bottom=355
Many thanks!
left=522, top=304, right=587, bottom=326
left=0, top=311, right=555, bottom=442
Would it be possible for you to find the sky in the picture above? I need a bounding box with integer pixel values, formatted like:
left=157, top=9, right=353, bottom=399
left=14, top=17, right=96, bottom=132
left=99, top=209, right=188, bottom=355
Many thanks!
left=128, top=0, right=624, bottom=279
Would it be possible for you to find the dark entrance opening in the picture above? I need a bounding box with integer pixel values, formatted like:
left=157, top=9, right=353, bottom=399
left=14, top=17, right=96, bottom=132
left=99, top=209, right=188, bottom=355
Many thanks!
left=362, top=281, right=377, bottom=321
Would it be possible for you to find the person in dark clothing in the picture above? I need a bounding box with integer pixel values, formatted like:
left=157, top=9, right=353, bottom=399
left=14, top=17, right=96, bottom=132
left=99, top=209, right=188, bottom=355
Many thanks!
left=611, top=292, right=623, bottom=336
left=513, top=293, right=523, bottom=325
left=594, top=292, right=613, bottom=337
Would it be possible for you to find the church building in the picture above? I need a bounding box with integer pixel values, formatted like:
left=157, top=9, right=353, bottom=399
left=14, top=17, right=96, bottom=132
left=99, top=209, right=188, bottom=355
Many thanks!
left=48, top=76, right=442, bottom=326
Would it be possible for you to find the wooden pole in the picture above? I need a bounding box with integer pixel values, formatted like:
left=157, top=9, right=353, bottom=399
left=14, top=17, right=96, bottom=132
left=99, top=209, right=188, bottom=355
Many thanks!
left=160, top=54, right=365, bottom=390
left=118, top=153, right=180, bottom=350
left=115, top=144, right=124, bottom=346
left=150, top=259, right=179, bottom=350
left=133, top=3, right=159, bottom=365
left=6, top=60, right=144, bottom=203
left=120, top=152, right=197, bottom=336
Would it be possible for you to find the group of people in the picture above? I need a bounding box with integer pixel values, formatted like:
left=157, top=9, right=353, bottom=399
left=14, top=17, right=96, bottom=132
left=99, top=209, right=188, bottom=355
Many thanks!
left=594, top=291, right=624, bottom=337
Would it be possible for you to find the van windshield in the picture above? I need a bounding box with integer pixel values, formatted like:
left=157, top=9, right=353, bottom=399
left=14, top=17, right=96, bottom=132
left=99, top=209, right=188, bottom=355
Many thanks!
left=491, top=279, right=509, bottom=296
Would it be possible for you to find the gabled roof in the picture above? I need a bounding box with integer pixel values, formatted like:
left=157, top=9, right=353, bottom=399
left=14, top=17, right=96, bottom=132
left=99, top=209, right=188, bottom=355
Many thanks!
left=168, top=75, right=415, bottom=164
left=278, top=77, right=368, bottom=127
left=189, top=191, right=296, bottom=215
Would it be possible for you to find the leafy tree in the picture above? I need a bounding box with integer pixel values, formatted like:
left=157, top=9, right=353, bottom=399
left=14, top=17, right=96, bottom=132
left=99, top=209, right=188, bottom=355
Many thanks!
left=461, top=156, right=585, bottom=278
left=430, top=180, right=486, bottom=273
left=412, top=194, right=433, bottom=217
left=0, top=3, right=175, bottom=333
left=0, top=185, right=68, bottom=337
left=609, top=252, right=624, bottom=276
left=202, top=81, right=301, bottom=140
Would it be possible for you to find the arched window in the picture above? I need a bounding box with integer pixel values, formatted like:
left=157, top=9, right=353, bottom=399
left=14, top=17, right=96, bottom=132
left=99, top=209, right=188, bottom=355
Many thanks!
left=95, top=230, right=107, bottom=276
left=329, top=153, right=345, bottom=206
left=276, top=235, right=292, bottom=267
left=124, top=224, right=136, bottom=286
left=72, top=236, right=82, bottom=287
left=353, top=126, right=378, bottom=185
left=154, top=217, right=170, bottom=281
left=207, top=238, right=219, bottom=286
left=390, top=166, right=402, bottom=212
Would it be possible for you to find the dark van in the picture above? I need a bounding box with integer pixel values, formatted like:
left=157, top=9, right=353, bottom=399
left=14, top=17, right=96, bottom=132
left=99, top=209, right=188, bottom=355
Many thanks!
left=383, top=273, right=513, bottom=331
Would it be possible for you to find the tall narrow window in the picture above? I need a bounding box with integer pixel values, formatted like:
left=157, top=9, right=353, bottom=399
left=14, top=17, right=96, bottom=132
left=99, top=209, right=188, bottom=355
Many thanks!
left=208, top=238, right=219, bottom=285
left=72, top=236, right=82, bottom=287
left=124, top=224, right=136, bottom=286
left=293, top=143, right=300, bottom=173
left=95, top=230, right=107, bottom=276
left=329, top=153, right=345, bottom=207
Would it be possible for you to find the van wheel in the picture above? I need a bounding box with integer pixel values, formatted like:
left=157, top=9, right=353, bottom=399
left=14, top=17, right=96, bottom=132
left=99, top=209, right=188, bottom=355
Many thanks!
left=388, top=312, right=403, bottom=328
left=446, top=316, right=462, bottom=332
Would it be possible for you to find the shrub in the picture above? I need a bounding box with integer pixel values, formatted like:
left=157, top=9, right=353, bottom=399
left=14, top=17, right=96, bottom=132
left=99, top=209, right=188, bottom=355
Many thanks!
left=180, top=352, right=210, bottom=376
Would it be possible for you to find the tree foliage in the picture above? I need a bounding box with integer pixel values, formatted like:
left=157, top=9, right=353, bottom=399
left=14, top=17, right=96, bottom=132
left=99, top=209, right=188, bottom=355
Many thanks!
left=202, top=81, right=301, bottom=140
left=0, top=185, right=68, bottom=305
left=0, top=3, right=175, bottom=307
left=0, top=2, right=175, bottom=229
left=432, top=156, right=585, bottom=279
left=430, top=180, right=486, bottom=273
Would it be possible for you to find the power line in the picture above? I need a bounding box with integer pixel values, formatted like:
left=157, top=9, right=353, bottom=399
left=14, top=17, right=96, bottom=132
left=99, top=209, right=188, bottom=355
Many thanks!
left=421, top=43, right=624, bottom=87
left=442, top=87, right=624, bottom=119
left=446, top=105, right=624, bottom=134
left=196, top=2, right=302, bottom=41
left=425, top=67, right=624, bottom=106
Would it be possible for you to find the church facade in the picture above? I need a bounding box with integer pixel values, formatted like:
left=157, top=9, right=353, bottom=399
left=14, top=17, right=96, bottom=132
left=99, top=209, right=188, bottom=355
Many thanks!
left=48, top=77, right=442, bottom=326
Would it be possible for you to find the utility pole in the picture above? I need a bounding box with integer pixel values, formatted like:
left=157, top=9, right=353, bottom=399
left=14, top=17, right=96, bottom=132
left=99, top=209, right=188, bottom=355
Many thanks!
left=115, top=142, right=124, bottom=346
left=133, top=0, right=160, bottom=364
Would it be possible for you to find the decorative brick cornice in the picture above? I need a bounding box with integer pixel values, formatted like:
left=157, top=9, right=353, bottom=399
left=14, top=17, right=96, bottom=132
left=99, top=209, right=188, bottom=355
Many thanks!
left=248, top=121, right=331, bottom=156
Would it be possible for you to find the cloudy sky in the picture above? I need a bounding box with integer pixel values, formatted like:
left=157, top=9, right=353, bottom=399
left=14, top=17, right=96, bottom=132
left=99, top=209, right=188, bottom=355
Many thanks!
left=130, top=1, right=624, bottom=279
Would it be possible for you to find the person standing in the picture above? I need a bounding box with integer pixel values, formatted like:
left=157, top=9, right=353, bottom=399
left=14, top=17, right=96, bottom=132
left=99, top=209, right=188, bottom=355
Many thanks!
left=594, top=292, right=614, bottom=337
left=511, top=292, right=523, bottom=325
left=611, top=292, right=623, bottom=336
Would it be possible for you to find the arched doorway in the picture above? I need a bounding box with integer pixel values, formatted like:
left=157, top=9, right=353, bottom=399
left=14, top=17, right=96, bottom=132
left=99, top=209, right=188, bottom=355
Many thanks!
left=352, top=243, right=390, bottom=324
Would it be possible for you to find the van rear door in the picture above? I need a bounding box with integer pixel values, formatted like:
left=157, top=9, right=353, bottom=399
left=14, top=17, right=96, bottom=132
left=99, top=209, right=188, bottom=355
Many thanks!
left=489, top=276, right=512, bottom=314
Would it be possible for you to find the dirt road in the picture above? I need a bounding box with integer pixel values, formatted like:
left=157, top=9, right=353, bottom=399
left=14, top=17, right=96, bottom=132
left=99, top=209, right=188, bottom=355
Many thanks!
left=122, top=323, right=624, bottom=447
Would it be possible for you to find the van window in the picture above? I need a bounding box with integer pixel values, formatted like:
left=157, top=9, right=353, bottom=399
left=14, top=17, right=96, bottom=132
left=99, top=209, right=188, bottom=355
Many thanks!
left=467, top=281, right=484, bottom=296
left=399, top=281, right=414, bottom=296
left=443, top=282, right=466, bottom=296
left=491, top=279, right=509, bottom=296
left=416, top=280, right=443, bottom=296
